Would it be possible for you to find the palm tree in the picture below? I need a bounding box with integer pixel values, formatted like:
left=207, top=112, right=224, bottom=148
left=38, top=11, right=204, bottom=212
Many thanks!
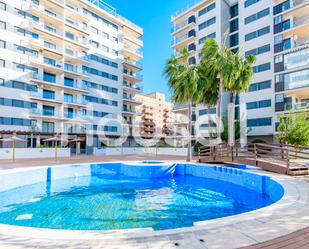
left=164, top=48, right=200, bottom=161
left=197, top=63, right=220, bottom=142
left=200, top=39, right=256, bottom=145
left=200, top=38, right=234, bottom=120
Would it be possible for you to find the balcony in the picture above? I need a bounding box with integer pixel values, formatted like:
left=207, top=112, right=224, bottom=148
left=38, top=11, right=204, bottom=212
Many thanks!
left=122, top=108, right=136, bottom=115
left=276, top=101, right=309, bottom=112
left=123, top=95, right=142, bottom=105
left=29, top=108, right=65, bottom=120
left=30, top=91, right=63, bottom=104
left=30, top=73, right=89, bottom=93
left=123, top=33, right=143, bottom=46
left=30, top=3, right=64, bottom=22
left=64, top=18, right=90, bottom=35
left=64, top=4, right=90, bottom=21
left=123, top=59, right=142, bottom=72
left=274, top=0, right=309, bottom=16
left=123, top=83, right=141, bottom=92
left=122, top=45, right=143, bottom=61
left=171, top=30, right=196, bottom=50
left=284, top=47, right=309, bottom=71
left=122, top=70, right=143, bottom=82
left=171, top=16, right=196, bottom=35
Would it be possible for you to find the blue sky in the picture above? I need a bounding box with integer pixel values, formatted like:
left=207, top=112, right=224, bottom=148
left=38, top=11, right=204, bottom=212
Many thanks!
left=105, top=0, right=193, bottom=100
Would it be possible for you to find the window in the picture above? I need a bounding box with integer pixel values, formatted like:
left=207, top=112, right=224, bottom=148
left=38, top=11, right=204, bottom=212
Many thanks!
left=43, top=89, right=55, bottom=99
left=43, top=72, right=56, bottom=83
left=230, top=19, right=238, bottom=33
left=65, top=32, right=74, bottom=40
left=198, top=2, right=216, bottom=16
left=247, top=117, right=272, bottom=127
left=245, top=8, right=269, bottom=24
left=249, top=80, right=271, bottom=92
left=64, top=93, right=73, bottom=103
left=245, top=44, right=270, bottom=56
left=0, top=1, right=6, bottom=11
left=0, top=40, right=5, bottom=48
left=0, top=20, right=6, bottom=29
left=0, top=59, right=5, bottom=67
left=199, top=108, right=216, bottom=116
left=230, top=4, right=238, bottom=18
left=90, top=26, right=98, bottom=34
left=199, top=33, right=216, bottom=45
left=43, top=105, right=55, bottom=116
left=253, top=63, right=271, bottom=73
left=245, top=0, right=260, bottom=8
left=245, top=26, right=270, bottom=41
left=83, top=66, right=118, bottom=81
left=247, top=99, right=271, bottom=109
left=84, top=95, right=118, bottom=106
left=42, top=121, right=54, bottom=133
left=199, top=17, right=216, bottom=31
left=89, top=55, right=118, bottom=68
left=64, top=77, right=75, bottom=87
left=230, top=33, right=239, bottom=47
left=90, top=40, right=99, bottom=48
left=83, top=80, right=118, bottom=94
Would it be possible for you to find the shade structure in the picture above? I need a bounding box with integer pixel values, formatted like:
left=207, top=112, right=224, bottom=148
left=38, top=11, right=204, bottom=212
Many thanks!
left=43, top=135, right=68, bottom=161
left=0, top=136, right=26, bottom=161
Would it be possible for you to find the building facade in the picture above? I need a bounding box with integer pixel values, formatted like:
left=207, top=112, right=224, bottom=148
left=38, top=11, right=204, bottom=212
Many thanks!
left=135, top=92, right=173, bottom=138
left=171, top=0, right=309, bottom=143
left=0, top=0, right=143, bottom=150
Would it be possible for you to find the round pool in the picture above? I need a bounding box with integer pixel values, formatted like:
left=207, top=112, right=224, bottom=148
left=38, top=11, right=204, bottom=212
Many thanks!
left=0, top=163, right=284, bottom=231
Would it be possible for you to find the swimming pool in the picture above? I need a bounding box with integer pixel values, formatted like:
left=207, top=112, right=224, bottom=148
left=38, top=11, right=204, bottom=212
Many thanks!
left=0, top=163, right=284, bottom=231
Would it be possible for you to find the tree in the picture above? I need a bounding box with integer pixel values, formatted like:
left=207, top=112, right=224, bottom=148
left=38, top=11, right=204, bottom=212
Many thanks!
left=277, top=112, right=309, bottom=147
left=200, top=38, right=255, bottom=145
left=164, top=48, right=200, bottom=161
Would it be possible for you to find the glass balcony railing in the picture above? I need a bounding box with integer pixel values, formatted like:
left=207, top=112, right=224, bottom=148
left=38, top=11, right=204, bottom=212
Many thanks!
left=284, top=47, right=309, bottom=70
left=284, top=69, right=309, bottom=90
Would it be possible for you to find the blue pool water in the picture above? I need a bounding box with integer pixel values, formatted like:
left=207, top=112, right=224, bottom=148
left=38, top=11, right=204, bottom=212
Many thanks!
left=0, top=165, right=283, bottom=231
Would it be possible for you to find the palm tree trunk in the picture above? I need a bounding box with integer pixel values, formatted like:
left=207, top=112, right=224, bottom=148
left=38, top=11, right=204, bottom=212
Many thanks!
left=229, top=92, right=236, bottom=146
left=208, top=105, right=212, bottom=143
left=187, top=102, right=192, bottom=162
left=217, top=74, right=223, bottom=119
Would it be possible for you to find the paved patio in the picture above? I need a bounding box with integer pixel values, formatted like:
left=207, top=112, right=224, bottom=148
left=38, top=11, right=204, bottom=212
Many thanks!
left=0, top=155, right=308, bottom=249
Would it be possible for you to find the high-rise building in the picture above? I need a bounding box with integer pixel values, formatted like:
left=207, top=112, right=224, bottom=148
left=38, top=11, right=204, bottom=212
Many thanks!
left=171, top=0, right=309, bottom=143
left=0, top=0, right=143, bottom=150
left=135, top=92, right=173, bottom=138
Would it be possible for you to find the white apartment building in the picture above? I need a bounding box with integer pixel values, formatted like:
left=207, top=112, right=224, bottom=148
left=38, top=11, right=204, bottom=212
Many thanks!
left=171, top=0, right=309, bottom=143
left=0, top=0, right=143, bottom=151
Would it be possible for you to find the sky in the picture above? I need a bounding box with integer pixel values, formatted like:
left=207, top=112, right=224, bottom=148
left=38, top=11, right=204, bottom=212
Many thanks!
left=105, top=0, right=194, bottom=101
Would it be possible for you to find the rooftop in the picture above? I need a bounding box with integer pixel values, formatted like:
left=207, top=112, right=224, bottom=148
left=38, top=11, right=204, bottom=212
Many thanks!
left=87, top=0, right=143, bottom=33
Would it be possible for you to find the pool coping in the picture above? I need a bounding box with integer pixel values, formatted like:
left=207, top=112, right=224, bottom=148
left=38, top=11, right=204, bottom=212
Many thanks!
left=0, top=162, right=308, bottom=249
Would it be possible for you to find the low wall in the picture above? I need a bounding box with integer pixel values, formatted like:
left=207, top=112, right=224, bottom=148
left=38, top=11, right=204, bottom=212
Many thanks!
left=0, top=148, right=71, bottom=160
left=94, top=147, right=188, bottom=156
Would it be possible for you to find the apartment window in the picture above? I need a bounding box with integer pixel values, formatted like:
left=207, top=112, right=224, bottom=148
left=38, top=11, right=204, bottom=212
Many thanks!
left=90, top=40, right=99, bottom=48
left=102, top=32, right=109, bottom=39
left=0, top=20, right=6, bottom=30
left=43, top=89, right=55, bottom=100
left=253, top=63, right=271, bottom=73
left=249, top=80, right=271, bottom=92
left=230, top=33, right=239, bottom=47
left=43, top=72, right=56, bottom=83
left=245, top=0, right=260, bottom=8
left=101, top=45, right=109, bottom=53
left=0, top=1, right=6, bottom=10
left=245, top=44, right=270, bottom=56
left=45, top=25, right=56, bottom=33
left=198, top=2, right=216, bottom=17
left=0, top=40, right=4, bottom=48
left=91, top=26, right=98, bottom=34
left=43, top=105, right=55, bottom=116
left=111, top=36, right=118, bottom=43
left=273, top=0, right=291, bottom=15
left=247, top=117, right=272, bottom=127
left=64, top=63, right=74, bottom=72
left=199, top=33, right=216, bottom=45
left=199, top=17, right=216, bottom=31
left=42, top=121, right=54, bottom=133
left=64, top=93, right=73, bottom=103
left=230, top=4, right=238, bottom=18
left=44, top=41, right=56, bottom=50
left=230, top=19, right=238, bottom=33
left=247, top=99, right=271, bottom=109
left=83, top=66, right=118, bottom=81
left=89, top=54, right=118, bottom=68
left=84, top=95, right=118, bottom=106
left=64, top=77, right=74, bottom=87
left=199, top=108, right=216, bottom=116
left=32, top=15, right=39, bottom=22
left=83, top=80, right=118, bottom=94
left=65, top=32, right=74, bottom=40
left=245, top=8, right=269, bottom=24
left=245, top=26, right=270, bottom=41
left=0, top=59, right=5, bottom=68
